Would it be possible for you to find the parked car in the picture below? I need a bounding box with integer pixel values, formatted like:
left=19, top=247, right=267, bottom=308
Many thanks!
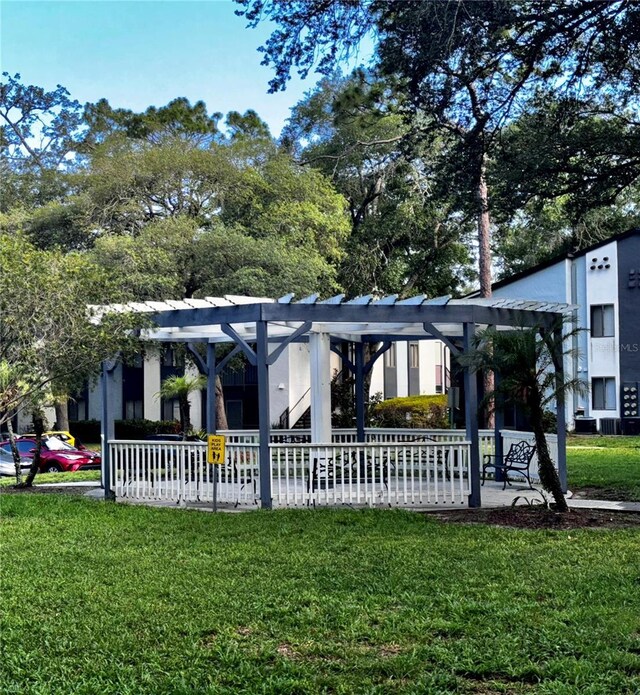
left=0, top=437, right=101, bottom=473
left=0, top=448, right=32, bottom=477
left=18, top=430, right=82, bottom=448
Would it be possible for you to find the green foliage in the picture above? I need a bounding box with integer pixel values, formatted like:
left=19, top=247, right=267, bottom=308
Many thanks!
left=285, top=73, right=474, bottom=297
left=115, top=419, right=182, bottom=440
left=2, top=497, right=640, bottom=693
left=83, top=96, right=222, bottom=148
left=330, top=373, right=382, bottom=428
left=372, top=394, right=449, bottom=429
left=157, top=374, right=207, bottom=402
left=0, top=233, right=142, bottom=425
left=68, top=418, right=182, bottom=442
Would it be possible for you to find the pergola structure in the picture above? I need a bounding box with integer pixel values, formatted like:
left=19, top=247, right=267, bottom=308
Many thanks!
left=100, top=293, right=571, bottom=508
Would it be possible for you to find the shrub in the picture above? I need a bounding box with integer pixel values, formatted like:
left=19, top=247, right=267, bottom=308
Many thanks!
left=70, top=419, right=181, bottom=442
left=372, top=395, right=449, bottom=429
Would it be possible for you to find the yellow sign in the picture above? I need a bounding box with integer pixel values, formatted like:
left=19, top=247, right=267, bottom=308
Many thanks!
left=207, top=435, right=226, bottom=465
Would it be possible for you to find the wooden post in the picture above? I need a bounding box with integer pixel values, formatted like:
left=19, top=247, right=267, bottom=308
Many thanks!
left=463, top=323, right=481, bottom=507
left=256, top=321, right=272, bottom=509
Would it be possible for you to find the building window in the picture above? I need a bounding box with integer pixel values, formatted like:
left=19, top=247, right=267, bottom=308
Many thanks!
left=409, top=343, right=419, bottom=369
left=384, top=343, right=396, bottom=368
left=435, top=365, right=443, bottom=394
left=161, top=347, right=184, bottom=368
left=124, top=399, right=143, bottom=420
left=69, top=398, right=87, bottom=421
left=162, top=398, right=180, bottom=422
left=590, top=305, right=615, bottom=338
left=592, top=377, right=616, bottom=411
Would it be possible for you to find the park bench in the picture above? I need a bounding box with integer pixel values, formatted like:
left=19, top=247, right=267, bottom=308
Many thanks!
left=482, top=440, right=536, bottom=490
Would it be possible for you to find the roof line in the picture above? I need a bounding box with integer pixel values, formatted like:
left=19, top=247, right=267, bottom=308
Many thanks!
left=476, top=226, right=640, bottom=294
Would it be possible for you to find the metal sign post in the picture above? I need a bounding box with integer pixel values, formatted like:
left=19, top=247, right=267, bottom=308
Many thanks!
left=207, top=434, right=225, bottom=512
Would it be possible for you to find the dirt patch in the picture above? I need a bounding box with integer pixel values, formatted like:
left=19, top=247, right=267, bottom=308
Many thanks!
left=378, top=643, right=403, bottom=658
left=571, top=486, right=636, bottom=502
left=277, top=643, right=301, bottom=659
left=425, top=506, right=640, bottom=530
left=0, top=484, right=97, bottom=496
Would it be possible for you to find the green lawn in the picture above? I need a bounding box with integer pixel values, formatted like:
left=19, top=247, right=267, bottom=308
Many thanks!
left=1, top=496, right=639, bottom=694
left=0, top=470, right=101, bottom=487
left=567, top=435, right=640, bottom=501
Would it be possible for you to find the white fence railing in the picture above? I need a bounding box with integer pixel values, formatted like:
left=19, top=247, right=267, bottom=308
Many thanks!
left=109, top=438, right=471, bottom=507
left=270, top=441, right=471, bottom=507
left=110, top=440, right=259, bottom=506
left=500, top=430, right=558, bottom=482
left=108, top=428, right=555, bottom=507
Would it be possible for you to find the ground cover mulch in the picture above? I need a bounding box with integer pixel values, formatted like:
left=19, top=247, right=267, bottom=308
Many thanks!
left=426, top=506, right=640, bottom=530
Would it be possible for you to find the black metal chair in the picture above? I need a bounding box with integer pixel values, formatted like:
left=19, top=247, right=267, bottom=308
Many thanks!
left=482, top=440, right=537, bottom=490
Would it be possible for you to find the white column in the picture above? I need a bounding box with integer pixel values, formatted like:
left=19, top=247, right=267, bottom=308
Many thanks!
left=310, top=332, right=332, bottom=443
left=144, top=352, right=161, bottom=421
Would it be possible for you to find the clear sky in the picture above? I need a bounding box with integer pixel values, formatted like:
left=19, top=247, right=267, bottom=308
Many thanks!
left=0, top=0, right=368, bottom=136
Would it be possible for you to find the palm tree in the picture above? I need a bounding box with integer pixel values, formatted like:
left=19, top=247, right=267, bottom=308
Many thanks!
left=461, top=320, right=585, bottom=513
left=157, top=374, right=207, bottom=439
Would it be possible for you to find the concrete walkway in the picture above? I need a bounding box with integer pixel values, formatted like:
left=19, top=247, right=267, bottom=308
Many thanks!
left=21, top=481, right=640, bottom=513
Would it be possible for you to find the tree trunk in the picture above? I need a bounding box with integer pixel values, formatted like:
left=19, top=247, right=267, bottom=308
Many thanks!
left=476, top=152, right=495, bottom=426
left=476, top=152, right=492, bottom=299
left=215, top=375, right=228, bottom=430
left=531, top=390, right=568, bottom=512
left=54, top=399, right=69, bottom=432
left=180, top=395, right=191, bottom=439
left=6, top=419, right=22, bottom=485
left=23, top=413, right=45, bottom=487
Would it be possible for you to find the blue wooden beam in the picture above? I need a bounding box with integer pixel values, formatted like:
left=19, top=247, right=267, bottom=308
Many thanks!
left=186, top=342, right=207, bottom=375
left=364, top=341, right=392, bottom=376
left=220, top=324, right=257, bottom=366
left=100, top=358, right=118, bottom=501
left=463, top=323, right=481, bottom=508
left=355, top=342, right=365, bottom=443
left=423, top=322, right=461, bottom=355
left=256, top=321, right=272, bottom=509
left=214, top=344, right=243, bottom=375
left=267, top=322, right=312, bottom=366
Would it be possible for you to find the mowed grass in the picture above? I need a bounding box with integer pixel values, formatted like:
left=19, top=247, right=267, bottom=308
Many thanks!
left=1, top=496, right=639, bottom=694
left=0, top=470, right=101, bottom=487
left=567, top=435, right=640, bottom=501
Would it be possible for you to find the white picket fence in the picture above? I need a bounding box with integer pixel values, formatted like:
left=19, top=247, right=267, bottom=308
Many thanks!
left=500, top=430, right=558, bottom=483
left=269, top=441, right=471, bottom=507
left=109, top=438, right=471, bottom=508
left=108, top=428, right=557, bottom=507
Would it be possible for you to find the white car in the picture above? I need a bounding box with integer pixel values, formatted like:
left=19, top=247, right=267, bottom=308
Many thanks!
left=0, top=448, right=31, bottom=477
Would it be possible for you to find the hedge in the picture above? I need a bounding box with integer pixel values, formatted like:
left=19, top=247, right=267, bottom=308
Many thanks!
left=372, top=394, right=449, bottom=429
left=69, top=419, right=181, bottom=443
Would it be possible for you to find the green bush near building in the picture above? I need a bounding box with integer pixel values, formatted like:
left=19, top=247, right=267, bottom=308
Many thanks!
left=70, top=418, right=181, bottom=442
left=372, top=394, right=449, bottom=428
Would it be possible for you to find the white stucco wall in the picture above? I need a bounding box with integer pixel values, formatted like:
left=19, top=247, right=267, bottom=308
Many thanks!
left=585, top=241, right=620, bottom=420
left=493, top=260, right=570, bottom=303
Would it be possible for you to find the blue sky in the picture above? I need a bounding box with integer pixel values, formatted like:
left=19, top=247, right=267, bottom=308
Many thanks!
left=1, top=1, right=370, bottom=136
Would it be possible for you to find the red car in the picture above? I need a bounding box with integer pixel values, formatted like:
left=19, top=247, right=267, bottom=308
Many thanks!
left=0, top=436, right=101, bottom=473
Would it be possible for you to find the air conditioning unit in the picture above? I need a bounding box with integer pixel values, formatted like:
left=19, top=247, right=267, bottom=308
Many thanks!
left=621, top=419, right=640, bottom=436
left=574, top=417, right=597, bottom=434
left=599, top=418, right=620, bottom=435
